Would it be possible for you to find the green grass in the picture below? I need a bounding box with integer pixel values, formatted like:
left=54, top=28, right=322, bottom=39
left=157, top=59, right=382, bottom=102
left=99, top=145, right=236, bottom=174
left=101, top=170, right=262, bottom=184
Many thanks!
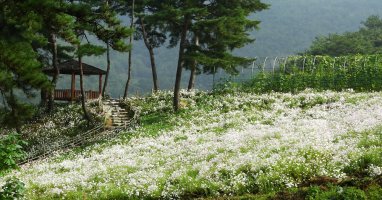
left=139, top=112, right=174, bottom=137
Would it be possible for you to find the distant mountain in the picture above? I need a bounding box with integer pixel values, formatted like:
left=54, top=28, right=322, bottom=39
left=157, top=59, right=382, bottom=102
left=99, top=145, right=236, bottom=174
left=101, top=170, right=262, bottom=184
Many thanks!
left=57, top=0, right=382, bottom=97
left=245, top=0, right=382, bottom=57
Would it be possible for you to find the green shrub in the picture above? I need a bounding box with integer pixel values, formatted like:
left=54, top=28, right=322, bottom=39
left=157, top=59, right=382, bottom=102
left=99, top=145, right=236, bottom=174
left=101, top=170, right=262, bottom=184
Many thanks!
left=307, top=186, right=366, bottom=200
left=366, top=185, right=382, bottom=200
left=0, top=134, right=26, bottom=199
left=0, top=177, right=26, bottom=200
left=0, top=133, right=27, bottom=175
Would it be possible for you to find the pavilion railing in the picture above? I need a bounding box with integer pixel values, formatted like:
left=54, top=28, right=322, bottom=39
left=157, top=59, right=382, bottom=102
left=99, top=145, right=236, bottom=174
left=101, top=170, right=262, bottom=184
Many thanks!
left=54, top=89, right=100, bottom=101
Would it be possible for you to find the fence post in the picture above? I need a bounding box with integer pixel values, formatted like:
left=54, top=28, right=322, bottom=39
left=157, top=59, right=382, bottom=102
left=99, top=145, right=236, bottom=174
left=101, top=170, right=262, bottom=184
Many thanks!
left=252, top=57, right=257, bottom=77
left=241, top=67, right=244, bottom=80
left=252, top=61, right=255, bottom=76
left=302, top=57, right=306, bottom=72
left=363, top=56, right=368, bottom=69
left=263, top=57, right=268, bottom=72
left=312, top=56, right=317, bottom=74
left=273, top=57, right=278, bottom=74
left=332, top=57, right=337, bottom=88
left=343, top=57, right=347, bottom=69
left=212, top=66, right=216, bottom=89
left=284, top=56, right=289, bottom=73
left=332, top=57, right=337, bottom=69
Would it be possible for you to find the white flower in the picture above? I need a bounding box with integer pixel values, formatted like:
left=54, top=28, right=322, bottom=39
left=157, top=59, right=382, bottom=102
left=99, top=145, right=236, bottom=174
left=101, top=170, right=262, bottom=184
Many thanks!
left=8, top=90, right=382, bottom=198
left=367, top=164, right=382, bottom=177
left=51, top=187, right=63, bottom=195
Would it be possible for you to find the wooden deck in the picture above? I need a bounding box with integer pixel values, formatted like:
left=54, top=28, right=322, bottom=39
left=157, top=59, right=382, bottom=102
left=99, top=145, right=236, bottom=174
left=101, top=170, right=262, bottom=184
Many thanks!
left=54, top=89, right=100, bottom=101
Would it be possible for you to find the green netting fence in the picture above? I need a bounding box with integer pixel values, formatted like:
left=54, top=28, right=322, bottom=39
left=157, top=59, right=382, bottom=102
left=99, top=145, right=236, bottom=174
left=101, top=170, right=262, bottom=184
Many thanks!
left=213, top=55, right=382, bottom=93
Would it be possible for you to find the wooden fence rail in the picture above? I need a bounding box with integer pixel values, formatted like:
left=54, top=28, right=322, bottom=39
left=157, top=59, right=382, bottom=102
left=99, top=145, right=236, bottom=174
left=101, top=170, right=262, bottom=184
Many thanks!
left=54, top=89, right=100, bottom=101
left=17, top=99, right=140, bottom=166
left=18, top=125, right=104, bottom=165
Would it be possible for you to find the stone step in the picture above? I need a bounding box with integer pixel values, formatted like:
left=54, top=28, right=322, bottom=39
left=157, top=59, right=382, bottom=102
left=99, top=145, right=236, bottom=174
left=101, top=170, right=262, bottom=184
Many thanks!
left=112, top=120, right=129, bottom=123
left=111, top=109, right=124, bottom=111
left=112, top=120, right=129, bottom=122
left=112, top=116, right=129, bottom=118
left=113, top=121, right=128, bottom=123
left=105, top=103, right=120, bottom=106
left=112, top=123, right=128, bottom=126
left=113, top=119, right=129, bottom=122
left=111, top=112, right=128, bottom=115
left=113, top=114, right=128, bottom=117
left=111, top=116, right=129, bottom=119
left=113, top=107, right=126, bottom=110
left=105, top=100, right=119, bottom=103
left=112, top=108, right=127, bottom=111
left=111, top=113, right=127, bottom=115
left=103, top=99, right=131, bottom=129
left=112, top=107, right=125, bottom=110
left=112, top=117, right=129, bottom=119
left=112, top=117, right=129, bottom=120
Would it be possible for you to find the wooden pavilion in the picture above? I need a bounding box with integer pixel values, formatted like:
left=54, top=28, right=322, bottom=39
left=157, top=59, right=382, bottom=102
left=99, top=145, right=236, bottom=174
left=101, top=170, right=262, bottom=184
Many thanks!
left=43, top=60, right=106, bottom=102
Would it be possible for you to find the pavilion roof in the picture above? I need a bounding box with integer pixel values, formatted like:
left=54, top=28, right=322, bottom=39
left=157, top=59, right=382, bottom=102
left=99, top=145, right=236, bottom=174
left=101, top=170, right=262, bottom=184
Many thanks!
left=43, top=60, right=106, bottom=76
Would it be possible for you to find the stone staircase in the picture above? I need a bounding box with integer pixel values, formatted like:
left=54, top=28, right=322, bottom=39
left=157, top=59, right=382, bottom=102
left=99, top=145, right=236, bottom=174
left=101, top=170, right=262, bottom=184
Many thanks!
left=103, top=99, right=130, bottom=128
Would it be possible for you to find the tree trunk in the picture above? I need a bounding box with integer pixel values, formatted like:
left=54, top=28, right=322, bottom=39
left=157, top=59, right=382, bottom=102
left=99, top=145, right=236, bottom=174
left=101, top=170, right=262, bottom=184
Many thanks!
left=188, top=35, right=199, bottom=91
left=187, top=62, right=196, bottom=91
left=123, top=0, right=135, bottom=99
left=140, top=18, right=159, bottom=92
left=173, top=15, right=190, bottom=111
left=48, top=33, right=59, bottom=113
left=0, top=91, right=7, bottom=108
left=78, top=50, right=92, bottom=123
left=40, top=89, right=47, bottom=107
left=9, top=89, right=21, bottom=134
left=102, top=43, right=110, bottom=97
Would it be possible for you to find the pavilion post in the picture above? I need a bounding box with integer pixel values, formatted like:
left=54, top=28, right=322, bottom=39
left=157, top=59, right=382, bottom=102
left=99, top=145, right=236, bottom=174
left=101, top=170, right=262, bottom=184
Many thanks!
left=99, top=74, right=103, bottom=97
left=71, top=73, right=76, bottom=102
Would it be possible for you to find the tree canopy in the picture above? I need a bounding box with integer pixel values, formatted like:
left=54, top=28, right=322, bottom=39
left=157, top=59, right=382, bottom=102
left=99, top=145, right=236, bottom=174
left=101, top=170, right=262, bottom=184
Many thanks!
left=0, top=0, right=132, bottom=130
left=0, top=0, right=51, bottom=131
left=141, top=0, right=268, bottom=110
left=305, top=15, right=382, bottom=56
left=0, top=0, right=268, bottom=128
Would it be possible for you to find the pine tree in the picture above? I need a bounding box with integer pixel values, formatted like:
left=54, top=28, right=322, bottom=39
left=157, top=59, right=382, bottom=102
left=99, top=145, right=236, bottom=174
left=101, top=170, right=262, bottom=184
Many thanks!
left=134, top=0, right=167, bottom=93
left=118, top=0, right=166, bottom=93
left=76, top=42, right=105, bottom=123
left=1, top=0, right=128, bottom=127
left=65, top=0, right=130, bottom=122
left=188, top=1, right=268, bottom=85
left=138, top=16, right=162, bottom=92
left=0, top=1, right=51, bottom=132
left=187, top=35, right=199, bottom=91
left=69, top=1, right=107, bottom=123
left=28, top=0, right=78, bottom=112
left=146, top=0, right=268, bottom=111
left=123, top=0, right=135, bottom=99
left=89, top=0, right=132, bottom=98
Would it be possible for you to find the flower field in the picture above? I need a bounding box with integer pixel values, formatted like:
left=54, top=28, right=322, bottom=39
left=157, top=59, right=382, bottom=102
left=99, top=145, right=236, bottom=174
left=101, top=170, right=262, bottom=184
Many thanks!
left=2, top=90, right=382, bottom=199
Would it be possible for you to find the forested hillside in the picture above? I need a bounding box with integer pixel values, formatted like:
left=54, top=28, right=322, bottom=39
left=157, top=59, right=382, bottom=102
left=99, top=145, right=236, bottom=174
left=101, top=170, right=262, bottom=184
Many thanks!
left=69, top=0, right=382, bottom=97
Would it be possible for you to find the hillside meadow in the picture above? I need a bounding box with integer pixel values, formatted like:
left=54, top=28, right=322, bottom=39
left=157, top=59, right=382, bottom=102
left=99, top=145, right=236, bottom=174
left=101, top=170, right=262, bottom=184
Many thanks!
left=2, top=88, right=381, bottom=199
